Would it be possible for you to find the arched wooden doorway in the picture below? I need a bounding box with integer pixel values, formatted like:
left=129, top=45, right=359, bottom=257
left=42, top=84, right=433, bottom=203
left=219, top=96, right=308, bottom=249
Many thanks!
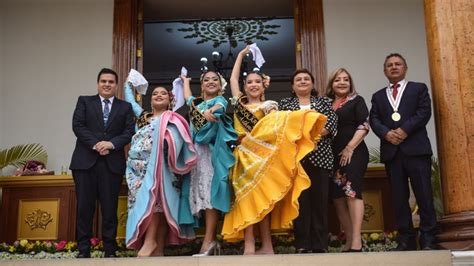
left=111, top=0, right=327, bottom=98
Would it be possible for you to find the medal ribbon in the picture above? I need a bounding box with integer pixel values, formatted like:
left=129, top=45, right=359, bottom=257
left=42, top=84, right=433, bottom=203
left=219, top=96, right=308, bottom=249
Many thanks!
left=386, top=80, right=407, bottom=112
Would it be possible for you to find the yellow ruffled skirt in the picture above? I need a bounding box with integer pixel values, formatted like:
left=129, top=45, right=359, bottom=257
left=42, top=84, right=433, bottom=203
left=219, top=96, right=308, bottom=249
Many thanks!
left=221, top=110, right=327, bottom=241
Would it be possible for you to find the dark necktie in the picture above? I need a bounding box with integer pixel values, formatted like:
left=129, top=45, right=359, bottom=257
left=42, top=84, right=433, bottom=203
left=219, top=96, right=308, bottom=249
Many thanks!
left=103, top=99, right=110, bottom=126
left=392, top=83, right=400, bottom=99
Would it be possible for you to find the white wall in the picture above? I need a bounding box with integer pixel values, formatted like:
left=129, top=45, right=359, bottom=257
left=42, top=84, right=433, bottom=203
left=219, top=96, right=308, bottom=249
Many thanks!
left=323, top=0, right=438, bottom=157
left=1, top=0, right=114, bottom=175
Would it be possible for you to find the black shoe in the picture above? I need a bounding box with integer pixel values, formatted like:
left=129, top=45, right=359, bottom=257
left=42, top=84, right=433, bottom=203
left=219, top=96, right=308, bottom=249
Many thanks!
left=77, top=252, right=91, bottom=258
left=420, top=236, right=437, bottom=250
left=420, top=242, right=437, bottom=250
left=296, top=248, right=312, bottom=254
left=348, top=249, right=362, bottom=252
left=104, top=251, right=117, bottom=258
left=312, top=249, right=327, bottom=253
left=391, top=242, right=417, bottom=251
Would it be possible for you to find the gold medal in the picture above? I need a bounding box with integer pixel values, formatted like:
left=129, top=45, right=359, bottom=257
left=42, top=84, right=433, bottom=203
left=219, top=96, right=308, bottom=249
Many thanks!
left=392, top=112, right=401, bottom=121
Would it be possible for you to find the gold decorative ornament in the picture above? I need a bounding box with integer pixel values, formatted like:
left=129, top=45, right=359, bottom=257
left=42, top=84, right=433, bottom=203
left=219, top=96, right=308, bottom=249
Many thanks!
left=363, top=203, right=376, bottom=222
left=119, top=211, right=128, bottom=228
left=25, top=209, right=53, bottom=230
left=18, top=199, right=59, bottom=240
left=190, top=98, right=208, bottom=131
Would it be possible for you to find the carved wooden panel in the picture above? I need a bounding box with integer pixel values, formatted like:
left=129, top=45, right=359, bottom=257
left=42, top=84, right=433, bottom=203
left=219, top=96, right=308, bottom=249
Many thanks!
left=112, top=0, right=143, bottom=99
left=0, top=186, right=73, bottom=242
left=17, top=199, right=60, bottom=240
left=0, top=176, right=129, bottom=243
left=293, top=0, right=327, bottom=96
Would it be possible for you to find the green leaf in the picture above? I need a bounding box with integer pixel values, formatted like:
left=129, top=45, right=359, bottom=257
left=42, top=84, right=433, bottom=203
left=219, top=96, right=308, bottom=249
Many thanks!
left=368, top=146, right=381, bottom=164
left=431, top=157, right=444, bottom=219
left=0, top=143, right=48, bottom=170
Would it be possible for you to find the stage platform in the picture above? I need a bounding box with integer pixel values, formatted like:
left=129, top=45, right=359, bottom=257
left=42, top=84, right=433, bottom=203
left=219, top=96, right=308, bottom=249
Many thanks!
left=1, top=250, right=469, bottom=266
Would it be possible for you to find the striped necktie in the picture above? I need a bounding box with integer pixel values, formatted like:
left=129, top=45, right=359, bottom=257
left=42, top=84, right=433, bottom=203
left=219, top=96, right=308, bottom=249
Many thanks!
left=103, top=99, right=110, bottom=126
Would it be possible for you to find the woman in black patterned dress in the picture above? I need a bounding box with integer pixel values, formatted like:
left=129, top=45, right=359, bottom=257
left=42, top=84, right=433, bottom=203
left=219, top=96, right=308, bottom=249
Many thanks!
left=278, top=69, right=338, bottom=253
left=326, top=68, right=369, bottom=252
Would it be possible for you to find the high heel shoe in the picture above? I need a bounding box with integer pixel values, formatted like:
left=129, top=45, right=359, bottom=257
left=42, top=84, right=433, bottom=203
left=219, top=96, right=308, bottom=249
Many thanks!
left=193, top=241, right=221, bottom=256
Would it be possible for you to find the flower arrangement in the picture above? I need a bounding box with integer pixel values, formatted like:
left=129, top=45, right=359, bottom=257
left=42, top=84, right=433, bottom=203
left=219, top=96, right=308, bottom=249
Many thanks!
left=0, top=238, right=135, bottom=260
left=0, top=232, right=398, bottom=259
left=328, top=231, right=398, bottom=252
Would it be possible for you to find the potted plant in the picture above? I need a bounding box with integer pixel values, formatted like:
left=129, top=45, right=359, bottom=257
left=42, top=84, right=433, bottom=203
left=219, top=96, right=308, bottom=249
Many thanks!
left=0, top=143, right=48, bottom=176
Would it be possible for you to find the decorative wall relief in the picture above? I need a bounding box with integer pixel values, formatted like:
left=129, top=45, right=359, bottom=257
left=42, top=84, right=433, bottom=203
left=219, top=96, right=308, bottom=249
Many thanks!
left=171, top=19, right=281, bottom=48
left=364, top=202, right=376, bottom=222
left=17, top=199, right=59, bottom=240
left=25, top=209, right=53, bottom=230
left=361, top=189, right=384, bottom=232
left=116, top=196, right=128, bottom=239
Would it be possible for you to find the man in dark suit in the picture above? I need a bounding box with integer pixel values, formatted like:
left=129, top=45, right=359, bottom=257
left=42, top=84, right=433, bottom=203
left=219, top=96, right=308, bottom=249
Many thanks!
left=370, top=53, right=437, bottom=251
left=70, top=68, right=135, bottom=258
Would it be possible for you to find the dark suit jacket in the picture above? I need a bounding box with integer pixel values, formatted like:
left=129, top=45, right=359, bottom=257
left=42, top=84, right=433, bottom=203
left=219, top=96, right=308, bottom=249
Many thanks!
left=70, top=95, right=135, bottom=175
left=369, top=81, right=433, bottom=162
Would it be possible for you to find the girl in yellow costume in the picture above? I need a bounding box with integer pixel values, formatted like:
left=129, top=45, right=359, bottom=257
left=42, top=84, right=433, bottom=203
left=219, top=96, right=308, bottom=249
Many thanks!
left=221, top=46, right=327, bottom=255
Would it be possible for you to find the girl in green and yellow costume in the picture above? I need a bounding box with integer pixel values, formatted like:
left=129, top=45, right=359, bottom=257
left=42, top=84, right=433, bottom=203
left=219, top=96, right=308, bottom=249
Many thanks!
left=221, top=46, right=328, bottom=255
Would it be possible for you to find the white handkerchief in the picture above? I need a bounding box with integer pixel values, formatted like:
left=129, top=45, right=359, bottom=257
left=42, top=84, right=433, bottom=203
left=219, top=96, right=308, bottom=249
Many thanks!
left=126, top=69, right=148, bottom=95
left=249, top=43, right=266, bottom=68
left=172, top=67, right=188, bottom=111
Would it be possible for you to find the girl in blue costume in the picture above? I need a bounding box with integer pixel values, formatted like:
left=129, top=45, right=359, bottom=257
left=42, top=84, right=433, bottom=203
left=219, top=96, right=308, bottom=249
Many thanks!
left=124, top=83, right=198, bottom=257
left=181, top=71, right=237, bottom=256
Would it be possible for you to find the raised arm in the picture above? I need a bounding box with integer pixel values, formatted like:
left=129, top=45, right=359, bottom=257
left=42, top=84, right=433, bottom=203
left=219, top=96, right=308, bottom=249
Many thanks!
left=123, top=82, right=143, bottom=118
left=230, top=46, right=250, bottom=98
left=181, top=75, right=193, bottom=101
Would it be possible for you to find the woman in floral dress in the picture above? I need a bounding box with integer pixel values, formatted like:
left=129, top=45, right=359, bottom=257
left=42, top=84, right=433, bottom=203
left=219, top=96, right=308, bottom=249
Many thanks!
left=124, top=83, right=197, bottom=257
